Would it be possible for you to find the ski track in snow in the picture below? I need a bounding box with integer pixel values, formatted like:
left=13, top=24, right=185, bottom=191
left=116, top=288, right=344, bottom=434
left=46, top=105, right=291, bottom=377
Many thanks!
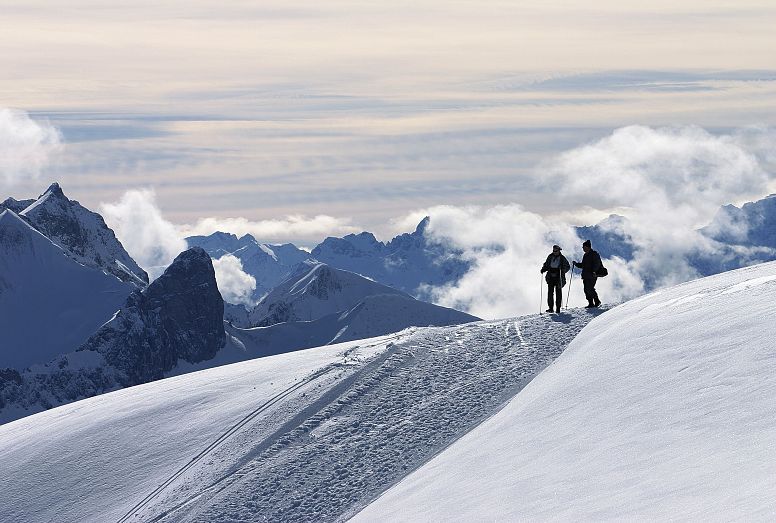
left=123, top=309, right=602, bottom=523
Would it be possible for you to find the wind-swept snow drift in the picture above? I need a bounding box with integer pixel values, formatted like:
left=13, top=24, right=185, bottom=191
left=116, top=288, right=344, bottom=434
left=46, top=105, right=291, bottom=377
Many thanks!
left=356, top=260, right=776, bottom=521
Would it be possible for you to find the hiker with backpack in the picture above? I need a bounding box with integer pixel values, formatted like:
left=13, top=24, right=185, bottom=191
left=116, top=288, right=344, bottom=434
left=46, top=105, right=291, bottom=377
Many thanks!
left=573, top=239, right=603, bottom=308
left=540, top=244, right=570, bottom=313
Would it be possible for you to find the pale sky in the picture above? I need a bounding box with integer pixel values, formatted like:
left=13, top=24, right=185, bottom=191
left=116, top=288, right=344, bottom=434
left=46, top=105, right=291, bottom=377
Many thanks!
left=2, top=0, right=775, bottom=240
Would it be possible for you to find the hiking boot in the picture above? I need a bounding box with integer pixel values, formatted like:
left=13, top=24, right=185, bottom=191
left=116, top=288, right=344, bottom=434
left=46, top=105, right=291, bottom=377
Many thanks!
left=545, top=308, right=553, bottom=313
left=585, top=303, right=595, bottom=308
left=555, top=307, right=561, bottom=313
left=594, top=298, right=601, bottom=307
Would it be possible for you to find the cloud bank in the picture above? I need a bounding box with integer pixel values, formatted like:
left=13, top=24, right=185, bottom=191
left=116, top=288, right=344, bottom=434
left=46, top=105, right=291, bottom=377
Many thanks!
left=100, top=189, right=188, bottom=280
left=420, top=125, right=776, bottom=319
left=0, top=108, right=62, bottom=186
left=93, top=125, right=774, bottom=320
left=211, top=254, right=257, bottom=305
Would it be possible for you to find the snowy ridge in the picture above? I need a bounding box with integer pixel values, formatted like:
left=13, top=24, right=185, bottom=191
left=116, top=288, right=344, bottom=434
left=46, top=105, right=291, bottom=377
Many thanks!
left=0, top=209, right=132, bottom=370
left=0, top=308, right=598, bottom=522
left=20, top=183, right=148, bottom=285
left=357, top=260, right=776, bottom=521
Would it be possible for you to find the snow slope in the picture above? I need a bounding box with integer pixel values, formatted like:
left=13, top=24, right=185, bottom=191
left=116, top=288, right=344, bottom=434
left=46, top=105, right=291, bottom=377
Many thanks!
left=0, top=309, right=597, bottom=522
left=356, top=260, right=776, bottom=521
left=0, top=210, right=132, bottom=370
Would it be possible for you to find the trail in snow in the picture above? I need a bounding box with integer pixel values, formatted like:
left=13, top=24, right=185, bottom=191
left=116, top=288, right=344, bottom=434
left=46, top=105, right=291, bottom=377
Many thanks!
left=126, top=308, right=603, bottom=522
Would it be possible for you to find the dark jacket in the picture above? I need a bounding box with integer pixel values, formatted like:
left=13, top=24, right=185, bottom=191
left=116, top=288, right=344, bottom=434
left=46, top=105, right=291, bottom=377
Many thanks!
left=574, top=250, right=602, bottom=280
left=541, top=253, right=570, bottom=286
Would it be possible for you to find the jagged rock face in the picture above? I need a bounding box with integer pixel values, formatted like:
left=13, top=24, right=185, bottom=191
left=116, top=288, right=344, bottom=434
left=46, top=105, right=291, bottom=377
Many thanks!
left=79, top=247, right=225, bottom=384
left=21, top=183, right=148, bottom=285
left=0, top=197, right=35, bottom=214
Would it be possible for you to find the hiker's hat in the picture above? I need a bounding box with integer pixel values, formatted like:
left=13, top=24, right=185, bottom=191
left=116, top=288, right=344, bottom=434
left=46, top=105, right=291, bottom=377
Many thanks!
left=552, top=244, right=562, bottom=250
left=582, top=239, right=591, bottom=248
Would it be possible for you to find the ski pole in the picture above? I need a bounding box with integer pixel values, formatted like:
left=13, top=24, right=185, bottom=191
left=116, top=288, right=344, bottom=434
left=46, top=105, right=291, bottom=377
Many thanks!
left=566, top=265, right=574, bottom=309
left=539, top=273, right=543, bottom=314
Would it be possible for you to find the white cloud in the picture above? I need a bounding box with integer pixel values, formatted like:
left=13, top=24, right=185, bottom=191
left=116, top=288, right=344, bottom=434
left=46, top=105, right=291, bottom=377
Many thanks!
left=179, top=215, right=360, bottom=246
left=415, top=204, right=584, bottom=319
left=100, top=189, right=188, bottom=279
left=545, top=125, right=768, bottom=225
left=0, top=108, right=62, bottom=186
left=417, top=125, right=776, bottom=319
left=546, top=125, right=774, bottom=289
left=212, top=254, right=257, bottom=305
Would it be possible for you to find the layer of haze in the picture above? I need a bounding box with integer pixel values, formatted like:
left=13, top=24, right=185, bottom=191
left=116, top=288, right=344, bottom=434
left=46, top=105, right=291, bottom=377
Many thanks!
left=1, top=1, right=775, bottom=234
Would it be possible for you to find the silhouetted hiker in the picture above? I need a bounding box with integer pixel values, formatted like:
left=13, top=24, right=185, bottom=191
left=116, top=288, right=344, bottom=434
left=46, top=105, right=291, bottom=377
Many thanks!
left=540, top=244, right=570, bottom=313
left=573, top=239, right=602, bottom=308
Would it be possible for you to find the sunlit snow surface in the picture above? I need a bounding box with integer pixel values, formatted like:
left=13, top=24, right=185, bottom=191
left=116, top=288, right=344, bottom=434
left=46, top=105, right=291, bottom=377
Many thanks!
left=356, top=261, right=776, bottom=521
left=0, top=308, right=596, bottom=522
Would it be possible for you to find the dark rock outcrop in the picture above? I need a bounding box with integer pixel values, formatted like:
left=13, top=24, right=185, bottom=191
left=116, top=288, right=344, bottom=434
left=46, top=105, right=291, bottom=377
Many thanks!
left=79, top=247, right=226, bottom=384
left=0, top=197, right=35, bottom=214
left=0, top=247, right=227, bottom=423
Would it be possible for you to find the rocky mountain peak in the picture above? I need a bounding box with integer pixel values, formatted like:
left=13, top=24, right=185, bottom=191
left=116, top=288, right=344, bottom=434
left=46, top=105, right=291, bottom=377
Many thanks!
left=19, top=183, right=148, bottom=285
left=44, top=182, right=65, bottom=198
left=414, top=216, right=431, bottom=235
left=79, top=247, right=225, bottom=384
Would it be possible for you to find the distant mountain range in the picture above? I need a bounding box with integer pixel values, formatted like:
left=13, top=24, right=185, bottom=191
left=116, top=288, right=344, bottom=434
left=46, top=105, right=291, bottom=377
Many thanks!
left=5, top=182, right=776, bottom=424
left=187, top=217, right=471, bottom=304
left=0, top=184, right=481, bottom=423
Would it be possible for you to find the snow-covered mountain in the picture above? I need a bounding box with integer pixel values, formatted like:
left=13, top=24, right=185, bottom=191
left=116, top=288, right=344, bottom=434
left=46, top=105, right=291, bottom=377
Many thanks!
left=19, top=183, right=148, bottom=285
left=10, top=257, right=775, bottom=520
left=0, top=306, right=595, bottom=522
left=701, top=193, right=776, bottom=249
left=577, top=196, right=776, bottom=283
left=311, top=217, right=471, bottom=298
left=0, top=247, right=225, bottom=423
left=191, top=218, right=470, bottom=303
left=357, top=260, right=776, bottom=521
left=0, top=209, right=133, bottom=371
left=187, top=232, right=309, bottom=302
left=247, top=260, right=411, bottom=327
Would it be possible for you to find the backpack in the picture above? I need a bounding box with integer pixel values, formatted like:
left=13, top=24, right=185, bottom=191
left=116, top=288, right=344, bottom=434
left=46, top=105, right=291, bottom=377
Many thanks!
left=596, top=265, right=608, bottom=277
